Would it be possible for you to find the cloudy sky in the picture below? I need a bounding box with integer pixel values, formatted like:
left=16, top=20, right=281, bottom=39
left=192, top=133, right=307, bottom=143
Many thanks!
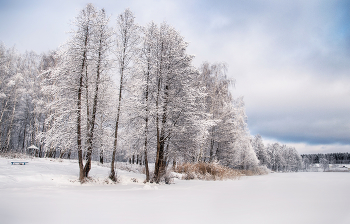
left=1, top=0, right=349, bottom=154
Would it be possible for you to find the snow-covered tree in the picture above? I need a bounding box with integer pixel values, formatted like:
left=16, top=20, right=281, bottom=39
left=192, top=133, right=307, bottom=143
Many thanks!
left=265, top=142, right=302, bottom=172
left=110, top=8, right=141, bottom=181
left=319, top=158, right=329, bottom=171
left=40, top=4, right=114, bottom=181
left=252, top=134, right=269, bottom=166
left=228, top=98, right=258, bottom=169
left=198, top=62, right=233, bottom=162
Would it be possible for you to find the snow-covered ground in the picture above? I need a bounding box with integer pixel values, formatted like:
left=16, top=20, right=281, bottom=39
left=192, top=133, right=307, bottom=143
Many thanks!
left=0, top=157, right=349, bottom=224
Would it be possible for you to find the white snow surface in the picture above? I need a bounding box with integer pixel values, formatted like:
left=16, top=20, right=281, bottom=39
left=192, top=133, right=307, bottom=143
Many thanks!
left=0, top=157, right=349, bottom=224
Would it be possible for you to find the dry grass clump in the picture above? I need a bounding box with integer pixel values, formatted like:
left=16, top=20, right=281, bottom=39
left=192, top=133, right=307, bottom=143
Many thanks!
left=174, top=163, right=269, bottom=180
left=174, top=162, right=242, bottom=180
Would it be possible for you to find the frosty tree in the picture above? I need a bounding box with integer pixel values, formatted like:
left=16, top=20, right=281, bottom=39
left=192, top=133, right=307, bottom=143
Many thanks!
left=110, top=8, right=140, bottom=181
left=252, top=134, right=269, bottom=166
left=40, top=4, right=114, bottom=181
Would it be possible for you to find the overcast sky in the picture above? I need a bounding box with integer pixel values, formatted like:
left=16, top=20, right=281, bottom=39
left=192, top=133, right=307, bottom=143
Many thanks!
left=1, top=0, right=349, bottom=154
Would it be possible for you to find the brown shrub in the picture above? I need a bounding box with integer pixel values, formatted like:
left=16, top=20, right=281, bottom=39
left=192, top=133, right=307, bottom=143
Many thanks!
left=174, top=163, right=269, bottom=180
left=174, top=162, right=242, bottom=180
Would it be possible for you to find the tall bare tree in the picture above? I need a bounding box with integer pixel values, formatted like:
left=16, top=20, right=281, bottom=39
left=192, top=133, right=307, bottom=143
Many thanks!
left=110, top=9, right=140, bottom=181
left=83, top=8, right=113, bottom=177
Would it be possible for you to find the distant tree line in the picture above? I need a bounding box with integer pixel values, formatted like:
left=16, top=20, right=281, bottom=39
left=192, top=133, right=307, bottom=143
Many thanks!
left=301, top=153, right=350, bottom=164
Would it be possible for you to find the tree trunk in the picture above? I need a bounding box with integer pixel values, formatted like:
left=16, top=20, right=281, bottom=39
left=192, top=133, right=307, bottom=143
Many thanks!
left=154, top=76, right=162, bottom=182
left=143, top=48, right=151, bottom=182
left=209, top=139, right=213, bottom=162
left=77, top=72, right=84, bottom=181
left=155, top=80, right=169, bottom=183
left=110, top=76, right=123, bottom=181
left=153, top=38, right=165, bottom=182
left=5, top=90, right=18, bottom=152
left=22, top=124, right=27, bottom=152
left=110, top=62, right=124, bottom=181
left=83, top=36, right=103, bottom=178
left=77, top=32, right=88, bottom=182
left=144, top=116, right=150, bottom=181
left=100, top=150, right=103, bottom=164
left=215, top=142, right=220, bottom=161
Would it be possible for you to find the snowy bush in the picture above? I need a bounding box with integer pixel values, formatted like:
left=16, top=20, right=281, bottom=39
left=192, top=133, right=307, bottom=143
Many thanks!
left=241, top=165, right=270, bottom=176
left=0, top=152, right=32, bottom=159
left=160, top=169, right=174, bottom=184
left=115, top=163, right=147, bottom=174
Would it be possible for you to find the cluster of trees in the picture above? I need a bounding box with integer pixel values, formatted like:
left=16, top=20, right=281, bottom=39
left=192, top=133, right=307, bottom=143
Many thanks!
left=0, top=45, right=43, bottom=156
left=301, top=153, right=350, bottom=165
left=0, top=4, right=303, bottom=182
left=252, top=135, right=302, bottom=172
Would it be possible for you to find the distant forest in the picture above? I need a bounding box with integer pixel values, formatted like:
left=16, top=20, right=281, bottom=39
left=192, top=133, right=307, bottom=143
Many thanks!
left=301, top=153, right=350, bottom=164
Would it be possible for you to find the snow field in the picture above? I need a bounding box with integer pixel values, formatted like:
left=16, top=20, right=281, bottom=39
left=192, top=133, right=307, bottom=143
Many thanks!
left=0, top=157, right=349, bottom=224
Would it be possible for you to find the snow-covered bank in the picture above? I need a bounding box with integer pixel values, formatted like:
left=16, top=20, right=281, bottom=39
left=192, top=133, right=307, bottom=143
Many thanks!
left=0, top=157, right=349, bottom=224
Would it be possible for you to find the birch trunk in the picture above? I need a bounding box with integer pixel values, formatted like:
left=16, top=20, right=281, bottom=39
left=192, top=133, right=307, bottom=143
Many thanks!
left=77, top=29, right=89, bottom=182
left=110, top=61, right=124, bottom=181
